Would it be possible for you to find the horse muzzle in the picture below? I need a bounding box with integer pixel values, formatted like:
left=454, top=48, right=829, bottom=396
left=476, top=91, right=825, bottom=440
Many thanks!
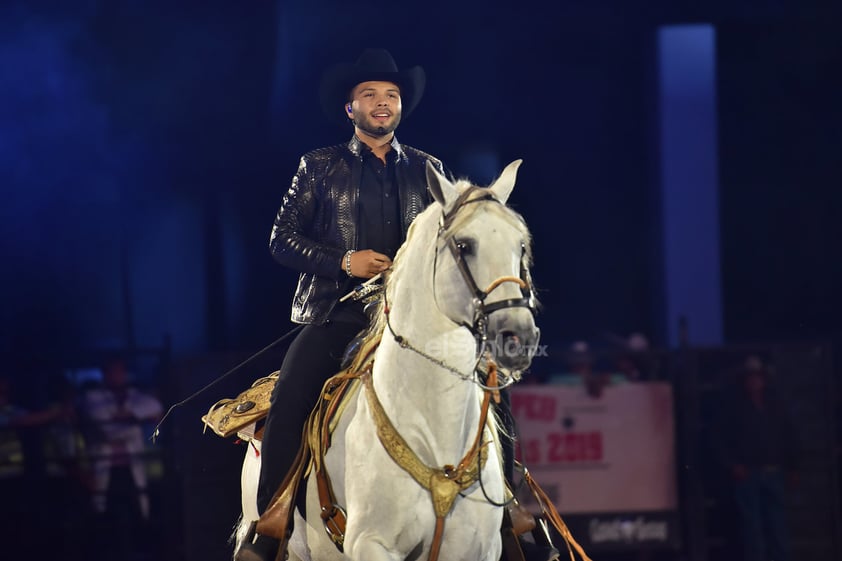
left=486, top=309, right=540, bottom=372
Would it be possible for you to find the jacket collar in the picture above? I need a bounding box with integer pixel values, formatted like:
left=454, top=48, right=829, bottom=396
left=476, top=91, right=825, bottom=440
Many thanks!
left=347, top=134, right=405, bottom=163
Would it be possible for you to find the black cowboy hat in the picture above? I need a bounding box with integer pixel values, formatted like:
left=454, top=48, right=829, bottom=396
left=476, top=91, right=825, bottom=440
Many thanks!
left=319, top=48, right=426, bottom=125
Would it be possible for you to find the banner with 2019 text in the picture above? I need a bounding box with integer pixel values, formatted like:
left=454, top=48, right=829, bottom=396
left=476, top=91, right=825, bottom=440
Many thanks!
left=510, top=382, right=680, bottom=550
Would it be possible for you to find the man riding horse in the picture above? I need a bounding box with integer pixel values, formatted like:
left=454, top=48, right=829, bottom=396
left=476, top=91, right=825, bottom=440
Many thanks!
left=237, top=48, right=557, bottom=561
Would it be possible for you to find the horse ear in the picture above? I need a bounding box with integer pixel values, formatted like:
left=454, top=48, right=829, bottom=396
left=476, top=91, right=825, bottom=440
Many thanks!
left=426, top=160, right=457, bottom=208
left=488, top=159, right=523, bottom=204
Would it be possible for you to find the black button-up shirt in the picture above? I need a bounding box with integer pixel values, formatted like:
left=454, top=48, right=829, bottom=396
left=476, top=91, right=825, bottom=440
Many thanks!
left=330, top=140, right=402, bottom=325
left=357, top=143, right=401, bottom=259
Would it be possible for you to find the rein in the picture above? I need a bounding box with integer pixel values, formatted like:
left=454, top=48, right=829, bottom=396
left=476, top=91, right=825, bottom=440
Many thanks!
left=382, top=285, right=518, bottom=392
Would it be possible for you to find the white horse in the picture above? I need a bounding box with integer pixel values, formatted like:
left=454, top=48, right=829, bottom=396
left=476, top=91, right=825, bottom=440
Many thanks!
left=237, top=160, right=540, bottom=561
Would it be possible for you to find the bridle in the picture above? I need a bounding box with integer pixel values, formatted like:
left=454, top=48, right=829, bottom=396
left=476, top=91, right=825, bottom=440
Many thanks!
left=383, top=185, right=537, bottom=389
left=436, top=186, right=538, bottom=356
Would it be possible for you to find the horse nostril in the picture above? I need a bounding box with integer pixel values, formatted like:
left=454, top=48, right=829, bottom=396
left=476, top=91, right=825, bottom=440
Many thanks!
left=488, top=315, right=539, bottom=370
left=497, top=331, right=527, bottom=359
left=500, top=331, right=519, bottom=344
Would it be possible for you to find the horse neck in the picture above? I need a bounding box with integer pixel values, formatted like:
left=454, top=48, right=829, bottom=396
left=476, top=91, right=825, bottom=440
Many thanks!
left=373, top=240, right=485, bottom=464
left=383, top=223, right=475, bottom=374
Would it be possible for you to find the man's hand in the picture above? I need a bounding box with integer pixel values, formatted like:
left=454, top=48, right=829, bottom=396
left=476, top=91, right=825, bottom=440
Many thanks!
left=346, top=249, right=392, bottom=279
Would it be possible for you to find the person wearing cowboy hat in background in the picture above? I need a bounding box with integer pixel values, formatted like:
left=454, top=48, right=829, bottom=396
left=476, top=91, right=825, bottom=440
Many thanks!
left=236, top=48, right=448, bottom=561
left=712, top=355, right=800, bottom=561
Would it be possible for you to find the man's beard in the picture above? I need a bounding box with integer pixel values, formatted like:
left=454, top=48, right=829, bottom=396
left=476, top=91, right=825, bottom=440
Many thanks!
left=355, top=112, right=402, bottom=138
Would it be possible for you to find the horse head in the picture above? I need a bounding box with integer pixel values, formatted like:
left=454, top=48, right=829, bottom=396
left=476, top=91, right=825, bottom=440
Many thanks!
left=426, top=160, right=540, bottom=374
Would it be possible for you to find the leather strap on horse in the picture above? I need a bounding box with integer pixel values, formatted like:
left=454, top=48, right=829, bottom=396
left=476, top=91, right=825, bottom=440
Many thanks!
left=312, top=335, right=383, bottom=547
left=255, top=421, right=311, bottom=543
left=501, top=506, right=528, bottom=561
left=254, top=335, right=381, bottom=552
left=255, top=373, right=356, bottom=545
left=310, top=371, right=360, bottom=548
left=439, top=185, right=496, bottom=231
left=522, top=466, right=593, bottom=561
left=360, top=361, right=499, bottom=561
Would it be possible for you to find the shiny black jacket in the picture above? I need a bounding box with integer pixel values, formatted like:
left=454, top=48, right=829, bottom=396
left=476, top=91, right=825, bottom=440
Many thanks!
left=269, top=135, right=445, bottom=324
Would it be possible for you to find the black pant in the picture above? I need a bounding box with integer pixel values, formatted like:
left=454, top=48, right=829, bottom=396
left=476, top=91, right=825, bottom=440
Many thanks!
left=256, top=319, right=365, bottom=513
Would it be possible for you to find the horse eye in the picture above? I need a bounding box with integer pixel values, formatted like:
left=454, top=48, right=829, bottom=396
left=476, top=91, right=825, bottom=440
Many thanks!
left=455, top=239, right=473, bottom=255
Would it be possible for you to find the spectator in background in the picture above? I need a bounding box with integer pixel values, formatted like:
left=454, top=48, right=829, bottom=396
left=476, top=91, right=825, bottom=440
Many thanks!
left=80, top=357, right=162, bottom=522
left=550, top=341, right=627, bottom=398
left=1, top=375, right=78, bottom=551
left=0, top=375, right=76, bottom=475
left=0, top=376, right=29, bottom=479
left=713, top=355, right=799, bottom=561
left=613, top=332, right=653, bottom=382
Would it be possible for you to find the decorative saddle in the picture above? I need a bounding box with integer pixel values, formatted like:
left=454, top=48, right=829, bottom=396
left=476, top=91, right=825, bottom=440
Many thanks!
left=201, top=372, right=278, bottom=440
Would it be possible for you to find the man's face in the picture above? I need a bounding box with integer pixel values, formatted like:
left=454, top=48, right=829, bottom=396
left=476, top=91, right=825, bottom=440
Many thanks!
left=347, top=80, right=402, bottom=138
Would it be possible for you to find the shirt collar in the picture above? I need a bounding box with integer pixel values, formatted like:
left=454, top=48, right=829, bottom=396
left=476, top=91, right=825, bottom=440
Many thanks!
left=348, top=134, right=405, bottom=162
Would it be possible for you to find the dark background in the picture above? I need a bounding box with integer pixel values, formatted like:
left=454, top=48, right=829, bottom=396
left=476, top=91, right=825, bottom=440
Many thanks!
left=3, top=1, right=840, bottom=364
left=1, top=1, right=840, bottom=560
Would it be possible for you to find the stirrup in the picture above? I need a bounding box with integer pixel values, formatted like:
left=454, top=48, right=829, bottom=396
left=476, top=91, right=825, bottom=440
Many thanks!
left=529, top=518, right=560, bottom=561
left=235, top=525, right=283, bottom=561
